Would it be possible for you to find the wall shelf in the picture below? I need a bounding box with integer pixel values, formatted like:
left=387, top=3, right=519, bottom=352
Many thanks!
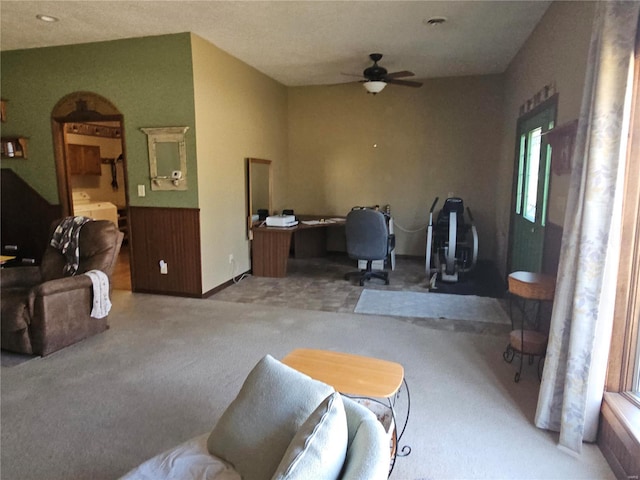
left=1, top=137, right=28, bottom=159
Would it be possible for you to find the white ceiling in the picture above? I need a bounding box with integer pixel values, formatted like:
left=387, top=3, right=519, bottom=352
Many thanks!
left=0, top=1, right=551, bottom=87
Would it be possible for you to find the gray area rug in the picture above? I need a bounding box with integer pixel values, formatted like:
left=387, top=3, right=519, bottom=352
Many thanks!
left=355, top=289, right=511, bottom=324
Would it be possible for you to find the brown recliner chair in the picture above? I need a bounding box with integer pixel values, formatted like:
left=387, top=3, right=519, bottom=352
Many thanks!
left=1, top=219, right=124, bottom=356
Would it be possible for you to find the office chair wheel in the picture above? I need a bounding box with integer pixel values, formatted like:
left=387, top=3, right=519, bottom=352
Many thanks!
left=385, top=278, right=390, bottom=285
left=359, top=279, right=365, bottom=286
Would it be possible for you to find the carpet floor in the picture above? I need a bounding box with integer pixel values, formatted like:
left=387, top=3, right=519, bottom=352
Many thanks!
left=212, top=254, right=512, bottom=336
left=1, top=291, right=613, bottom=480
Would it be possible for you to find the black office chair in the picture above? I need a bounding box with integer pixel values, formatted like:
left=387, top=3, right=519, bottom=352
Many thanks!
left=344, top=207, right=395, bottom=286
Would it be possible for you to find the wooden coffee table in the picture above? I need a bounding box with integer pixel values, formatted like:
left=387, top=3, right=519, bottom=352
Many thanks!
left=282, top=348, right=404, bottom=397
left=282, top=348, right=411, bottom=473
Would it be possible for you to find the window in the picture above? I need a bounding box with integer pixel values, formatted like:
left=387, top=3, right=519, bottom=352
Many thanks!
left=510, top=100, right=555, bottom=273
left=514, top=118, right=554, bottom=225
left=622, top=202, right=640, bottom=403
left=608, top=44, right=640, bottom=404
left=524, top=127, right=542, bottom=222
left=599, top=39, right=639, bottom=480
left=632, top=276, right=640, bottom=401
left=516, top=135, right=525, bottom=215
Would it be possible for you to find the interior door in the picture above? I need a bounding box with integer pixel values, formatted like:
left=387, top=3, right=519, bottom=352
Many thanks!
left=509, top=103, right=555, bottom=273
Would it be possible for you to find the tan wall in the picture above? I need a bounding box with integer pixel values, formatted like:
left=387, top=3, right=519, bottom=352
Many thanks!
left=288, top=75, right=504, bottom=260
left=496, top=1, right=596, bottom=275
left=191, top=34, right=288, bottom=293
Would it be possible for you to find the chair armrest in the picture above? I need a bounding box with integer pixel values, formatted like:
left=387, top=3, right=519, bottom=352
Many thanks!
left=0, top=266, right=42, bottom=289
left=26, top=274, right=107, bottom=356
left=31, top=275, right=93, bottom=297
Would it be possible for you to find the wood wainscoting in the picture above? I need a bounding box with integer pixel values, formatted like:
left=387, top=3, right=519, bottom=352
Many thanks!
left=129, top=206, right=202, bottom=297
left=1, top=168, right=62, bottom=263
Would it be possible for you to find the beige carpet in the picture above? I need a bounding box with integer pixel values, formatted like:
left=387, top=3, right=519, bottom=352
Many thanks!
left=1, top=291, right=613, bottom=480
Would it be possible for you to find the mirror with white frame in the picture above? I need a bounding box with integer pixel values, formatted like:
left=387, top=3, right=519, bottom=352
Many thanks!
left=141, top=126, right=189, bottom=191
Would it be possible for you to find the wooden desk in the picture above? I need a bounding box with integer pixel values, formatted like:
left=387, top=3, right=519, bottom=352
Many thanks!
left=251, top=216, right=345, bottom=277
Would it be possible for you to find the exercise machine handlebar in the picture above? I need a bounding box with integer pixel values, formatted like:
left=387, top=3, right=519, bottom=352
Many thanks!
left=466, top=207, right=474, bottom=222
left=430, top=197, right=439, bottom=213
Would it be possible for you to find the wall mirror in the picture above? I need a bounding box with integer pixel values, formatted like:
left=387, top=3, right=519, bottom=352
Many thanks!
left=247, top=158, right=272, bottom=236
left=141, top=126, right=189, bottom=191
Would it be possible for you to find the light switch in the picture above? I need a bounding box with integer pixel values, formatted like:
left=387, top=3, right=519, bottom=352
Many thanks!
left=138, top=184, right=146, bottom=197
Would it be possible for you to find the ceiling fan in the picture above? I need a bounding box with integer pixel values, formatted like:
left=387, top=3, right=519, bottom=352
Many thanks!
left=348, top=53, right=423, bottom=94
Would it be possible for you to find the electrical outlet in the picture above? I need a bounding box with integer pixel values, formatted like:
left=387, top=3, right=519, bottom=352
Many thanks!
left=159, top=260, right=168, bottom=274
left=228, top=254, right=234, bottom=264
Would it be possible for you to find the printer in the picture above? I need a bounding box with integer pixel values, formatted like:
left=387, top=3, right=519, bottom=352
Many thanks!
left=266, top=214, right=298, bottom=227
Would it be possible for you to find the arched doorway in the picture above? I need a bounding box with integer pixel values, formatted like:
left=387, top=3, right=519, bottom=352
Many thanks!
left=51, top=91, right=132, bottom=290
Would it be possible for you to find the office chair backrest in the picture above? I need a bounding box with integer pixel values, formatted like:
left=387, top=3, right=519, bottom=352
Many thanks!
left=345, top=208, right=389, bottom=261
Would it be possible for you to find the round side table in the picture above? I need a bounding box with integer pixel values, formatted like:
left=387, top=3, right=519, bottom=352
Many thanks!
left=503, top=271, right=556, bottom=382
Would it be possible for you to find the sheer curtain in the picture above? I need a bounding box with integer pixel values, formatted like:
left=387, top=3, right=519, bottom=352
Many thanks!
left=534, top=1, right=639, bottom=455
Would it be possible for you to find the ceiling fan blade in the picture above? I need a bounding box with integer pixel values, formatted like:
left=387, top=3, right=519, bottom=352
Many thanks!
left=387, top=78, right=423, bottom=88
left=341, top=72, right=365, bottom=78
left=384, top=70, right=415, bottom=79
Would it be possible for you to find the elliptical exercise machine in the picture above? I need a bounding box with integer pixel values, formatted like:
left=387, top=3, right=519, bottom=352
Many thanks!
left=426, top=197, right=478, bottom=285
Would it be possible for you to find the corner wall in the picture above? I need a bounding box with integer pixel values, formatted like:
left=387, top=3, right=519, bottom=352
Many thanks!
left=496, top=1, right=596, bottom=276
left=190, top=34, right=288, bottom=293
left=288, top=75, right=504, bottom=261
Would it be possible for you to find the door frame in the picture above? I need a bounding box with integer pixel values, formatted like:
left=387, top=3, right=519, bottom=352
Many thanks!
left=507, top=94, right=558, bottom=275
left=51, top=92, right=128, bottom=216
left=50, top=92, right=132, bottom=290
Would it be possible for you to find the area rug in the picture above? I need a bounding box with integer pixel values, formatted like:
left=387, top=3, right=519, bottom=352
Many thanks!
left=354, top=289, right=511, bottom=324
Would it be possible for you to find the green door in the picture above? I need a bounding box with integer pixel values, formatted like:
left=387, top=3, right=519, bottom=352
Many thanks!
left=510, top=104, right=555, bottom=273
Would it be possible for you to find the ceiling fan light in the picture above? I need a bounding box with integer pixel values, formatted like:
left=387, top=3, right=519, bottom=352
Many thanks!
left=36, top=14, right=59, bottom=22
left=363, top=81, right=386, bottom=94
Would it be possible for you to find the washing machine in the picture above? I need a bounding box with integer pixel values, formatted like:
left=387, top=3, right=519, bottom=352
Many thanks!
left=72, top=191, right=118, bottom=226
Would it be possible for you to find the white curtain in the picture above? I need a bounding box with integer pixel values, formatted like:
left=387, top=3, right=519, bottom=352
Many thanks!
left=535, top=1, right=639, bottom=455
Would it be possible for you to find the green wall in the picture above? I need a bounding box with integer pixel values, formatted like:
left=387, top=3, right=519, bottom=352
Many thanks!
left=0, top=33, right=198, bottom=208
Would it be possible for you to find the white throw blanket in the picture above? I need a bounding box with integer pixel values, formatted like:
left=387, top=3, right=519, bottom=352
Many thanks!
left=84, top=270, right=112, bottom=319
